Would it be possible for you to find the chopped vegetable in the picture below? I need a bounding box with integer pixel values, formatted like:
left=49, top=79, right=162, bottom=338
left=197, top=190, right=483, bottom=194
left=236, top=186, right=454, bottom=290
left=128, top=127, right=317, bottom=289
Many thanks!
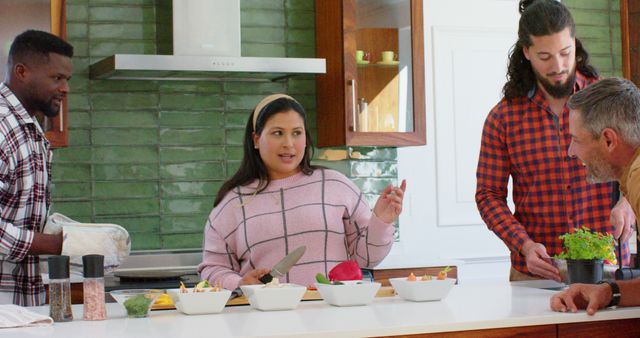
left=437, top=266, right=451, bottom=280
left=180, top=280, right=223, bottom=293
left=195, top=280, right=210, bottom=289
left=328, top=260, right=362, bottom=281
left=123, top=294, right=153, bottom=318
left=154, top=293, right=173, bottom=306
left=179, top=281, right=188, bottom=293
left=407, top=273, right=417, bottom=281
left=263, top=277, right=283, bottom=288
left=316, top=273, right=331, bottom=284
left=315, top=272, right=344, bottom=285
left=194, top=280, right=213, bottom=292
left=211, top=281, right=222, bottom=292
left=421, top=275, right=432, bottom=281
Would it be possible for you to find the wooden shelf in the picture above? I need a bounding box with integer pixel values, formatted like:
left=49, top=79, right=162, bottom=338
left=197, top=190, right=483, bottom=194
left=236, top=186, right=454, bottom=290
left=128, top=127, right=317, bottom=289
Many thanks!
left=356, top=63, right=399, bottom=68
left=315, top=0, right=426, bottom=147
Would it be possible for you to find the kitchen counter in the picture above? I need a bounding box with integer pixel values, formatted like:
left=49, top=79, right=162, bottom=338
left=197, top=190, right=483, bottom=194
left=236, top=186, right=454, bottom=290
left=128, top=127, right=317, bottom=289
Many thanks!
left=4, top=282, right=640, bottom=337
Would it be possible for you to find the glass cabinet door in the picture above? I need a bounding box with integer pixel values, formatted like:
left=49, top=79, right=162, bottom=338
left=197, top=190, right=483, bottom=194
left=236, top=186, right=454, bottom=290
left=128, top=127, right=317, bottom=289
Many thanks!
left=315, top=0, right=425, bottom=147
left=355, top=0, right=413, bottom=133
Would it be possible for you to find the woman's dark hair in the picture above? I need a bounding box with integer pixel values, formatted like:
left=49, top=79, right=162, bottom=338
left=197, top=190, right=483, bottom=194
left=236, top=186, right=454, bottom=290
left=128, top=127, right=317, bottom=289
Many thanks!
left=503, top=0, right=598, bottom=100
left=214, top=97, right=319, bottom=206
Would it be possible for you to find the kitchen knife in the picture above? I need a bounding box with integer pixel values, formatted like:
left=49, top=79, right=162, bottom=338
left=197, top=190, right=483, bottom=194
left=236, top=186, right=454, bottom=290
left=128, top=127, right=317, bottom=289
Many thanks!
left=259, top=246, right=306, bottom=284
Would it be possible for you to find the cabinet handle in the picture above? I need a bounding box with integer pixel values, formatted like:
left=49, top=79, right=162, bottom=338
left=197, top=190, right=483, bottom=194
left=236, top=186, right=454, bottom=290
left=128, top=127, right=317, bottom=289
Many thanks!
left=349, top=79, right=356, bottom=131
left=59, top=101, right=64, bottom=132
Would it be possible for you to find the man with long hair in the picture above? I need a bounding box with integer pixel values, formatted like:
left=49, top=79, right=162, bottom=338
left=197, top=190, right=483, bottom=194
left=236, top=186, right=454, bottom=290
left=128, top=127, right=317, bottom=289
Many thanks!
left=475, top=0, right=634, bottom=281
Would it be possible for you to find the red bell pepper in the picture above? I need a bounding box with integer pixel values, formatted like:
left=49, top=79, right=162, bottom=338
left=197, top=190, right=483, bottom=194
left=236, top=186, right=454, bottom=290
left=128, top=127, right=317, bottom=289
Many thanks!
left=328, top=260, right=362, bottom=281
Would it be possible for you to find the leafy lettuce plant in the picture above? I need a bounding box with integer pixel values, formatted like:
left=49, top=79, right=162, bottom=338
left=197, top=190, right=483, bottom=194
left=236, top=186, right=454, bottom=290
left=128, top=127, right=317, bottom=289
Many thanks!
left=556, top=227, right=614, bottom=260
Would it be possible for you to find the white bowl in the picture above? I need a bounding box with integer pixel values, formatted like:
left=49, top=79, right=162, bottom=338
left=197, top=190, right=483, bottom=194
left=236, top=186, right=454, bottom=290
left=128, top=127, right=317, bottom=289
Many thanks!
left=240, top=284, right=306, bottom=311
left=166, top=288, right=232, bottom=315
left=389, top=277, right=455, bottom=302
left=110, top=289, right=163, bottom=318
left=315, top=281, right=381, bottom=306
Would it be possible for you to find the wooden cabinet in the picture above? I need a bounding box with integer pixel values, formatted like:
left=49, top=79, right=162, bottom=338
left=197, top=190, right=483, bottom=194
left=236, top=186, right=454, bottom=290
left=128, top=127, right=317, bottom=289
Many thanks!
left=46, top=0, right=68, bottom=148
left=379, top=325, right=556, bottom=338
left=315, top=0, right=426, bottom=147
left=621, top=0, right=640, bottom=87
left=0, top=0, right=68, bottom=148
left=379, top=319, right=640, bottom=337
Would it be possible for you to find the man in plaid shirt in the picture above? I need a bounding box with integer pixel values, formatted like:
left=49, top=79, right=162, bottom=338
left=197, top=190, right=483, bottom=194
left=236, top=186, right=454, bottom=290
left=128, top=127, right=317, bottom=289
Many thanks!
left=476, top=0, right=634, bottom=281
left=0, top=30, right=73, bottom=305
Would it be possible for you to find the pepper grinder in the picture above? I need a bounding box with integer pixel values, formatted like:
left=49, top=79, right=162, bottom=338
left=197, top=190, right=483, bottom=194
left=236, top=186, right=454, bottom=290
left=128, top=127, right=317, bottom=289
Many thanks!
left=83, top=254, right=106, bottom=320
left=48, top=255, right=73, bottom=322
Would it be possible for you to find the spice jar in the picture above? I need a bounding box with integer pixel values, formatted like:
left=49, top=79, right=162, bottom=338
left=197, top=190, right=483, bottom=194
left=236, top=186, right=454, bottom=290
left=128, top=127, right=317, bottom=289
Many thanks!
left=48, top=255, right=73, bottom=322
left=82, top=255, right=106, bottom=321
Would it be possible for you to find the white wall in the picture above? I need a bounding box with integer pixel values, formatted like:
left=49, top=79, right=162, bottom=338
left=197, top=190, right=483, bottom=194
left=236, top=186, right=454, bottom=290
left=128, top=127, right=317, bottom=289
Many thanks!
left=0, top=0, right=50, bottom=80
left=382, top=0, right=521, bottom=283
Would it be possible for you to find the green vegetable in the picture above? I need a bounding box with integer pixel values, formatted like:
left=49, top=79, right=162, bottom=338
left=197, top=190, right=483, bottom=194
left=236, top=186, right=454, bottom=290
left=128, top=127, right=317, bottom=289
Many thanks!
left=315, top=273, right=344, bottom=285
left=123, top=294, right=153, bottom=318
left=195, top=280, right=210, bottom=289
left=315, top=273, right=331, bottom=284
left=556, top=227, right=614, bottom=260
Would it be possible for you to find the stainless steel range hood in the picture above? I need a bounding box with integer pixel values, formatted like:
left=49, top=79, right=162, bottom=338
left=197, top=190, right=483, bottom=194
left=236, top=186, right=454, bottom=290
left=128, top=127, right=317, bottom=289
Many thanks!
left=88, top=0, right=325, bottom=82
left=89, top=54, right=326, bottom=82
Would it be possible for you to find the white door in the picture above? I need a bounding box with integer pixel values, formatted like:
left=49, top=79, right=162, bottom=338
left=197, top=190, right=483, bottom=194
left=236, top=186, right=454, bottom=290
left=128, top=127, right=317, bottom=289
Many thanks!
left=387, top=0, right=520, bottom=282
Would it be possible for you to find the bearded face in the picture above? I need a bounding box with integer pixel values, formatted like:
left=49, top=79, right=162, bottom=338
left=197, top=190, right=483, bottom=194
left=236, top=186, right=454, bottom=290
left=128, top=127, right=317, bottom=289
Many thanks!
left=532, top=65, right=576, bottom=99
left=583, top=149, right=617, bottom=184
left=523, top=27, right=578, bottom=99
left=27, top=86, right=63, bottom=118
left=19, top=53, right=71, bottom=118
left=568, top=110, right=618, bottom=184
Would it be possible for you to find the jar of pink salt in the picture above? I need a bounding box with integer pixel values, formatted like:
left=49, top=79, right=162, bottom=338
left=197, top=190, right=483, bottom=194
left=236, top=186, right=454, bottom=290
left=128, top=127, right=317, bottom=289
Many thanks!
left=82, top=255, right=106, bottom=321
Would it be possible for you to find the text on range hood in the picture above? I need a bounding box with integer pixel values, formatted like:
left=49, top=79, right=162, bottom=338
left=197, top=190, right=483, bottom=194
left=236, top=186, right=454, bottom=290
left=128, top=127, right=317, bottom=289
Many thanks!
left=89, top=54, right=326, bottom=82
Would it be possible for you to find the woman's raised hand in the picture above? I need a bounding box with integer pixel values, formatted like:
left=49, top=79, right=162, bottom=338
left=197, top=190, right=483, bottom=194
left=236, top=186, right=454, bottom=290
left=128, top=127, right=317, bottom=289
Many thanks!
left=373, top=179, right=407, bottom=223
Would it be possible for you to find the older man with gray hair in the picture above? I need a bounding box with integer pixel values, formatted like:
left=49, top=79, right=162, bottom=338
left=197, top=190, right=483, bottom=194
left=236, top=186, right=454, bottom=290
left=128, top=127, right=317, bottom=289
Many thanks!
left=551, top=77, right=640, bottom=315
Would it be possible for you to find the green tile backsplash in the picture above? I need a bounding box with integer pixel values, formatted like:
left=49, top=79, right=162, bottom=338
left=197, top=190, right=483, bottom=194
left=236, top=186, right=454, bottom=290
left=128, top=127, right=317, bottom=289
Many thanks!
left=565, top=0, right=623, bottom=77
left=52, top=0, right=619, bottom=250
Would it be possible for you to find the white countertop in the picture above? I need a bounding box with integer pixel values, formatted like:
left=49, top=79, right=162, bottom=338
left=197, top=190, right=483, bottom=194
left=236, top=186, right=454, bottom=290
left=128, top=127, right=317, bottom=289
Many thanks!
left=4, top=282, right=640, bottom=338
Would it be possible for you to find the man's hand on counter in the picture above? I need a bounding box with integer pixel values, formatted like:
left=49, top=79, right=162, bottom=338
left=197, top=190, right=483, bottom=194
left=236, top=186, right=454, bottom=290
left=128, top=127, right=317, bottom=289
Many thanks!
left=550, top=282, right=611, bottom=315
left=28, top=232, right=63, bottom=255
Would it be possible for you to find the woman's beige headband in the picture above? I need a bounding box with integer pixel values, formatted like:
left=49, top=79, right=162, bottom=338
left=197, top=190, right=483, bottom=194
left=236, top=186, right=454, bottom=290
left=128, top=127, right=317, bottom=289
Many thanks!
left=252, top=93, right=295, bottom=132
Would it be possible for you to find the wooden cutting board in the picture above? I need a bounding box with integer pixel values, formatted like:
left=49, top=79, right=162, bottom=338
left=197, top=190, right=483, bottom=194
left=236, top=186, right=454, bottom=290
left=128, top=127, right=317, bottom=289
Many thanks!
left=227, top=286, right=395, bottom=306
left=151, top=286, right=396, bottom=310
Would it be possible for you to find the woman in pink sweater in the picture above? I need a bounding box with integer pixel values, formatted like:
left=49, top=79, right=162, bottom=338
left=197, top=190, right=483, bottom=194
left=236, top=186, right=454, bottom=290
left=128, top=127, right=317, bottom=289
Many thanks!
left=198, top=94, right=406, bottom=290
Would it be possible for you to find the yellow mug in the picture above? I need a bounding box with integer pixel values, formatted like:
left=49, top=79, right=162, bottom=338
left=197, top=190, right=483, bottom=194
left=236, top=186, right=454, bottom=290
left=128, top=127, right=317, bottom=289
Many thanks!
left=381, top=51, right=396, bottom=63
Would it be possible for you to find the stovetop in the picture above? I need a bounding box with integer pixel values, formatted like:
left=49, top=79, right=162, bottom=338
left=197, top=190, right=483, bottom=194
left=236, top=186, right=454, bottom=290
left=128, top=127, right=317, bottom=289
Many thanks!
left=105, top=273, right=201, bottom=292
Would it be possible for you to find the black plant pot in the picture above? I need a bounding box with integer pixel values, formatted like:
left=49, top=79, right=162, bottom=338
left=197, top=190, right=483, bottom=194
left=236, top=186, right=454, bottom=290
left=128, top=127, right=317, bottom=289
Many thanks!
left=566, top=259, right=604, bottom=284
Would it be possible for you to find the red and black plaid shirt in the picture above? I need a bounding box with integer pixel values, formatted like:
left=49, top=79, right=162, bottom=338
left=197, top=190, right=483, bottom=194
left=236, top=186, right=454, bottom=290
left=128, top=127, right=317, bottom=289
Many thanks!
left=0, top=83, right=51, bottom=305
left=476, top=73, right=629, bottom=275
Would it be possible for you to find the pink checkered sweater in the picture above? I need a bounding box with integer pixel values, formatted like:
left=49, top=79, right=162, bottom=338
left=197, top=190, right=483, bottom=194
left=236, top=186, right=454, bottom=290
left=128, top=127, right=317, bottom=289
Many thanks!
left=198, top=169, right=395, bottom=290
